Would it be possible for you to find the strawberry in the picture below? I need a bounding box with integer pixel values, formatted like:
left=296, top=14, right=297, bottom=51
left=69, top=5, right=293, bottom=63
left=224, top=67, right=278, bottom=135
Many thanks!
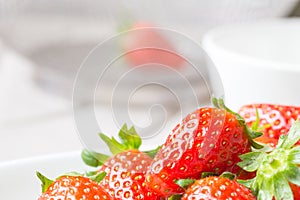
left=238, top=121, right=300, bottom=200
left=81, top=124, right=160, bottom=167
left=99, top=149, right=159, bottom=199
left=254, top=136, right=278, bottom=148
left=37, top=172, right=110, bottom=200
left=81, top=124, right=161, bottom=199
left=239, top=104, right=300, bottom=144
left=181, top=176, right=256, bottom=200
left=239, top=104, right=300, bottom=198
left=146, top=99, right=261, bottom=197
left=290, top=183, right=300, bottom=200
left=122, top=21, right=184, bottom=69
left=236, top=169, right=257, bottom=180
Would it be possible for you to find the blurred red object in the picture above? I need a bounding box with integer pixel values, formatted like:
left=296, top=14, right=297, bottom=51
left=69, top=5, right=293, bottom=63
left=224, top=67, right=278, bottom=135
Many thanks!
left=123, top=22, right=184, bottom=69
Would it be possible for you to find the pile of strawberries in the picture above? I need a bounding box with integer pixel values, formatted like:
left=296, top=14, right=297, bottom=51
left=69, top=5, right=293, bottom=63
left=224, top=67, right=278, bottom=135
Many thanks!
left=38, top=99, right=300, bottom=200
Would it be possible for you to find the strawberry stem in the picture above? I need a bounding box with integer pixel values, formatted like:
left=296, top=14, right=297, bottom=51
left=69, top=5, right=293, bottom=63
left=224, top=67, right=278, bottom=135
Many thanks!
left=238, top=120, right=300, bottom=200
left=118, top=124, right=142, bottom=149
left=251, top=107, right=260, bottom=131
left=36, top=171, right=54, bottom=193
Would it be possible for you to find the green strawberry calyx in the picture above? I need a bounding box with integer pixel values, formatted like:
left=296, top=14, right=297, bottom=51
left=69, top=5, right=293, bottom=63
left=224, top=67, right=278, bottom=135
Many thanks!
left=212, top=97, right=263, bottom=149
left=170, top=172, right=237, bottom=200
left=81, top=124, right=161, bottom=167
left=238, top=120, right=300, bottom=200
left=36, top=171, right=106, bottom=193
left=174, top=171, right=236, bottom=190
left=36, top=171, right=54, bottom=193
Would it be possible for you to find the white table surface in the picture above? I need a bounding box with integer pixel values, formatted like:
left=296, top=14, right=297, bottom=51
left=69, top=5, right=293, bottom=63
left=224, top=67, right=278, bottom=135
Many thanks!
left=0, top=47, right=180, bottom=163
left=0, top=48, right=83, bottom=162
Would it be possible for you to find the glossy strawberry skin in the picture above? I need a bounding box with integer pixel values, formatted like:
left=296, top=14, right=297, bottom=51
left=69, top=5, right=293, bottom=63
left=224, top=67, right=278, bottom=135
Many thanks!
left=239, top=105, right=300, bottom=200
left=146, top=107, right=252, bottom=197
left=38, top=176, right=110, bottom=200
left=290, top=183, right=300, bottom=200
left=239, top=104, right=300, bottom=143
left=99, top=149, right=160, bottom=200
left=182, top=176, right=256, bottom=200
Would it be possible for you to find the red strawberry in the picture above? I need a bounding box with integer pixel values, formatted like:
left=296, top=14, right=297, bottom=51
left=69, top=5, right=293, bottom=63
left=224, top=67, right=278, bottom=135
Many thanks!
left=254, top=136, right=278, bottom=148
left=99, top=149, right=160, bottom=200
left=146, top=99, right=261, bottom=197
left=181, top=176, right=256, bottom=200
left=236, top=169, right=257, bottom=180
left=123, top=21, right=184, bottom=69
left=290, top=183, right=300, bottom=200
left=81, top=125, right=161, bottom=199
left=239, top=104, right=300, bottom=199
left=37, top=173, right=110, bottom=200
left=239, top=104, right=300, bottom=143
left=238, top=121, right=300, bottom=200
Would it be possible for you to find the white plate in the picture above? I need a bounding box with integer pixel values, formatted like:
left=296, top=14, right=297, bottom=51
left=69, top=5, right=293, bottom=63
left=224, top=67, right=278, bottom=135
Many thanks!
left=0, top=151, right=88, bottom=200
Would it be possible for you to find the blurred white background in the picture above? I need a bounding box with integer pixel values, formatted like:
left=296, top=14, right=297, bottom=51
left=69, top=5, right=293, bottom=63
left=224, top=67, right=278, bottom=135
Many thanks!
left=0, top=0, right=300, bottom=162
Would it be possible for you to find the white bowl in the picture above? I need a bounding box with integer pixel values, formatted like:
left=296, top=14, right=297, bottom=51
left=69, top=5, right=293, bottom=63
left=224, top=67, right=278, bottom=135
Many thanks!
left=202, top=18, right=300, bottom=109
left=0, top=151, right=86, bottom=200
left=122, top=0, right=299, bottom=39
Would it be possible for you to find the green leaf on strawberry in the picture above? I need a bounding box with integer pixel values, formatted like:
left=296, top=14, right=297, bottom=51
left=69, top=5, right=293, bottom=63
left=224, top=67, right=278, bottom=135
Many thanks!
left=238, top=151, right=265, bottom=172
left=81, top=149, right=110, bottom=167
left=81, top=123, right=160, bottom=167
left=167, top=194, right=183, bottom=200
left=88, top=171, right=107, bottom=183
left=238, top=120, right=300, bottom=200
left=175, top=179, right=196, bottom=190
left=118, top=124, right=142, bottom=149
left=143, top=145, right=162, bottom=159
left=99, top=124, right=141, bottom=154
left=37, top=171, right=107, bottom=195
left=37, top=173, right=110, bottom=200
left=36, top=172, right=53, bottom=193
